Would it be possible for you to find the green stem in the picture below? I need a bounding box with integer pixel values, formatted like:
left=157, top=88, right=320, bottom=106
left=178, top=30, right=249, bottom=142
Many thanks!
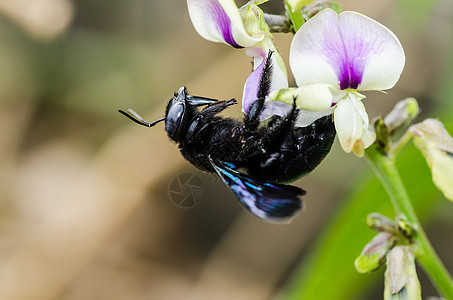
left=284, top=0, right=304, bottom=32
left=366, top=145, right=453, bottom=299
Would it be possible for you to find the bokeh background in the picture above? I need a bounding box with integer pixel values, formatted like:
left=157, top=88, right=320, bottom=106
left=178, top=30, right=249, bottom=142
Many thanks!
left=0, top=0, right=452, bottom=299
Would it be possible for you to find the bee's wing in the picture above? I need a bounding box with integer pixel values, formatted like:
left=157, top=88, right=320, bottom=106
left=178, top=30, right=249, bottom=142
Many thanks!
left=211, top=160, right=305, bottom=223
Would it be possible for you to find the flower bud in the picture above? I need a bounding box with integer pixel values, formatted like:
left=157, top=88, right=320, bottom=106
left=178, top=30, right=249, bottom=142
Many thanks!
left=374, top=116, right=391, bottom=153
left=367, top=213, right=396, bottom=233
left=384, top=98, right=420, bottom=137
left=240, top=3, right=269, bottom=38
left=355, top=232, right=396, bottom=273
left=384, top=246, right=421, bottom=300
left=410, top=119, right=453, bottom=201
left=395, top=216, right=417, bottom=239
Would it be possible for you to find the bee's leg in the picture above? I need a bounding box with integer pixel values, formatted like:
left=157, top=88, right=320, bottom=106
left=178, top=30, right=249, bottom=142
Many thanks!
left=199, top=98, right=237, bottom=117
left=244, top=98, right=297, bottom=163
left=244, top=51, right=274, bottom=130
left=185, top=99, right=237, bottom=141
left=183, top=99, right=243, bottom=172
left=248, top=113, right=336, bottom=183
left=260, top=97, right=298, bottom=149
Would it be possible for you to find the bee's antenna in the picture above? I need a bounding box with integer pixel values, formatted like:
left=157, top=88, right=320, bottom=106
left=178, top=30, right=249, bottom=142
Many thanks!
left=118, top=109, right=165, bottom=128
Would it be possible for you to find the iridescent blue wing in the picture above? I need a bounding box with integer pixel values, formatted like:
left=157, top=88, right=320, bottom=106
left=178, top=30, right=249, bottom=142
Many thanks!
left=211, top=160, right=305, bottom=223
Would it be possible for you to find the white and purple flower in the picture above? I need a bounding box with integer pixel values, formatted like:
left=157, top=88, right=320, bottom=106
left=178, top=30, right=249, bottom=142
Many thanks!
left=187, top=0, right=265, bottom=48
left=272, top=8, right=405, bottom=156
left=187, top=0, right=289, bottom=118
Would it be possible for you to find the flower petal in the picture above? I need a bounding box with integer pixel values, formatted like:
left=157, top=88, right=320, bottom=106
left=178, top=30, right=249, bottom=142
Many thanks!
left=187, top=0, right=263, bottom=48
left=296, top=84, right=335, bottom=111
left=242, top=52, right=267, bottom=113
left=334, top=93, right=375, bottom=156
left=259, top=101, right=293, bottom=121
left=334, top=97, right=362, bottom=153
left=339, top=11, right=405, bottom=90
left=410, top=119, right=453, bottom=201
left=355, top=232, right=394, bottom=273
left=290, top=9, right=340, bottom=88
left=290, top=8, right=405, bottom=91
left=269, top=84, right=334, bottom=111
left=295, top=108, right=334, bottom=127
left=384, top=246, right=421, bottom=299
left=267, top=84, right=335, bottom=126
left=242, top=46, right=288, bottom=118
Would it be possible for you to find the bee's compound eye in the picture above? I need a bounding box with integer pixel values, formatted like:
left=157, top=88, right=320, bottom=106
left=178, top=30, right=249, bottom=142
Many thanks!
left=165, top=101, right=185, bottom=138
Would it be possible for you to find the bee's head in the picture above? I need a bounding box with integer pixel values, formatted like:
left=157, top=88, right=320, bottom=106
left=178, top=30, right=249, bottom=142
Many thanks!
left=165, top=86, right=191, bottom=142
left=165, top=86, right=219, bottom=142
left=119, top=86, right=217, bottom=143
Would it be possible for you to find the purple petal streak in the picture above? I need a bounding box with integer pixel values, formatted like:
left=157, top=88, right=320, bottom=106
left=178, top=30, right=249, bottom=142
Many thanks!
left=208, top=0, right=243, bottom=48
left=323, top=31, right=367, bottom=90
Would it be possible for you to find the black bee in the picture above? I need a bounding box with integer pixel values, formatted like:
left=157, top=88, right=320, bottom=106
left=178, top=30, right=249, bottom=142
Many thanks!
left=119, top=52, right=336, bottom=223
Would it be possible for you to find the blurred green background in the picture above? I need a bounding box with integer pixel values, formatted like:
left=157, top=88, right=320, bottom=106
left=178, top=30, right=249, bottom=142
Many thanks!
left=0, top=0, right=452, bottom=299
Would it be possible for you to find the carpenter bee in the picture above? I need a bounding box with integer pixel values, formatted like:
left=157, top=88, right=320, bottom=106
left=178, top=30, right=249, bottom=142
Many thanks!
left=119, top=52, right=336, bottom=223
